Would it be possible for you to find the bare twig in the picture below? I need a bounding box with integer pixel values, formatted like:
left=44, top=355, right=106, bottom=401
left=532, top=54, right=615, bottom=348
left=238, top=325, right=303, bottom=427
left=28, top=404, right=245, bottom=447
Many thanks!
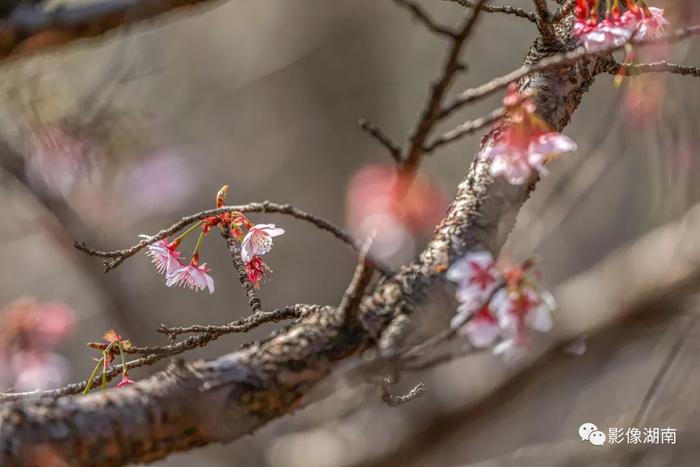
left=444, top=0, right=537, bottom=23
left=531, top=0, right=559, bottom=46
left=402, top=0, right=488, bottom=173
left=379, top=377, right=426, bottom=407
left=423, top=106, right=506, bottom=153
left=0, top=304, right=326, bottom=402
left=158, top=304, right=310, bottom=336
left=338, top=236, right=376, bottom=322
left=358, top=118, right=402, bottom=163
left=552, top=0, right=576, bottom=22
left=607, top=60, right=700, bottom=77
left=75, top=201, right=357, bottom=272
left=394, top=0, right=457, bottom=39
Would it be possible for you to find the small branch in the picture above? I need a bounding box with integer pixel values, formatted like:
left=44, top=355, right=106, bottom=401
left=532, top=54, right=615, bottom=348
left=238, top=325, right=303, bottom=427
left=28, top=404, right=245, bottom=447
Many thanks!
left=423, top=106, right=506, bottom=153
left=0, top=304, right=326, bottom=402
left=393, top=0, right=458, bottom=39
left=378, top=377, right=426, bottom=407
left=158, top=304, right=311, bottom=336
left=222, top=229, right=262, bottom=314
left=439, top=25, right=700, bottom=120
left=75, top=201, right=357, bottom=272
left=531, top=0, right=559, bottom=46
left=338, top=236, right=376, bottom=323
left=607, top=60, right=700, bottom=77
left=552, top=0, right=576, bottom=22
left=444, top=0, right=537, bottom=23
left=401, top=0, right=488, bottom=173
left=0, top=0, right=225, bottom=62
left=358, top=118, right=402, bottom=163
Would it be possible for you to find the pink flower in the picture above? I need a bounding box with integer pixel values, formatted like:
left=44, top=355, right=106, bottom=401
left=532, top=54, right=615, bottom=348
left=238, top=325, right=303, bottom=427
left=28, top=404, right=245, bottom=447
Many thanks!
left=346, top=165, right=447, bottom=264
left=166, top=261, right=215, bottom=294
left=446, top=251, right=499, bottom=302
left=241, top=224, right=285, bottom=262
left=9, top=352, right=68, bottom=391
left=117, top=375, right=135, bottom=388
left=141, top=236, right=183, bottom=276
left=579, top=19, right=633, bottom=51
left=491, top=288, right=555, bottom=339
left=245, top=256, right=270, bottom=288
left=480, top=86, right=577, bottom=185
left=34, top=302, right=74, bottom=347
left=622, top=7, right=669, bottom=40
left=481, top=132, right=576, bottom=185
left=455, top=304, right=502, bottom=349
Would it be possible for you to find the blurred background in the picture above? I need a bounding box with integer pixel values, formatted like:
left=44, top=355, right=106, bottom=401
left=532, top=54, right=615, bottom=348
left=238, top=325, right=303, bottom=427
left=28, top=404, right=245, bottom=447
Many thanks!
left=0, top=0, right=699, bottom=465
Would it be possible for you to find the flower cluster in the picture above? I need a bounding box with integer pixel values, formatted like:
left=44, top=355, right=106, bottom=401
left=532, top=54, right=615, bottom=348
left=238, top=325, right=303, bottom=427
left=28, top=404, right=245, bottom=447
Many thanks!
left=85, top=329, right=135, bottom=391
left=479, top=85, right=577, bottom=185
left=0, top=299, right=74, bottom=392
left=446, top=252, right=555, bottom=362
left=143, top=185, right=284, bottom=291
left=573, top=0, right=669, bottom=51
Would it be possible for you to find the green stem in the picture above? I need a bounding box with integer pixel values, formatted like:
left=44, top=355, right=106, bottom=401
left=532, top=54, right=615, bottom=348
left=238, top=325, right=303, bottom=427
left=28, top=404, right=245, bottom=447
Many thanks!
left=116, top=342, right=128, bottom=377
left=174, top=221, right=204, bottom=243
left=82, top=357, right=104, bottom=394
left=191, top=230, right=206, bottom=258
left=101, top=354, right=108, bottom=391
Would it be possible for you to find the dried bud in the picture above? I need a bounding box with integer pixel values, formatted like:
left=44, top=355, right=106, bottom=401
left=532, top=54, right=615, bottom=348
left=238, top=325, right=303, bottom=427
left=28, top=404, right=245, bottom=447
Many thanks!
left=216, top=185, right=230, bottom=208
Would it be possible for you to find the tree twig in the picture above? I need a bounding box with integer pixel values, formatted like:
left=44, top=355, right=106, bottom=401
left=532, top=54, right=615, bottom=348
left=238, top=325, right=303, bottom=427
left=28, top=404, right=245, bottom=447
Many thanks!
left=358, top=118, right=402, bottom=163
left=444, top=0, right=537, bottom=23
left=394, top=0, right=457, bottom=39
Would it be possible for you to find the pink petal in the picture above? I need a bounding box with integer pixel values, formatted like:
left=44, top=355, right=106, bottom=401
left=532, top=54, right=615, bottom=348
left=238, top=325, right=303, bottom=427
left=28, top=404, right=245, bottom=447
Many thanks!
left=529, top=133, right=577, bottom=156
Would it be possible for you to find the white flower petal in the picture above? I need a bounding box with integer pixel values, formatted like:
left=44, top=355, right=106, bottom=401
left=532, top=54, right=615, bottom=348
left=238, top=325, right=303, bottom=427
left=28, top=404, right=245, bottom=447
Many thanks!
left=446, top=258, right=470, bottom=282
left=462, top=320, right=501, bottom=348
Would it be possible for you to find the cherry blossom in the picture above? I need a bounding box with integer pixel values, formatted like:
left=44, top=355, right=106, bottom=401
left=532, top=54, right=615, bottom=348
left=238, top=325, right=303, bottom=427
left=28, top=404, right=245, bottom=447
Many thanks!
left=491, top=288, right=555, bottom=340
left=241, top=224, right=285, bottom=262
left=0, top=299, right=74, bottom=391
left=577, top=18, right=633, bottom=51
left=141, top=236, right=183, bottom=276
left=622, top=6, right=669, bottom=40
left=573, top=1, right=670, bottom=51
left=117, top=374, right=136, bottom=388
left=346, top=164, right=447, bottom=264
left=455, top=304, right=502, bottom=349
left=480, top=86, right=577, bottom=185
left=166, top=259, right=215, bottom=294
left=445, top=253, right=557, bottom=362
left=246, top=256, right=270, bottom=288
left=446, top=251, right=498, bottom=302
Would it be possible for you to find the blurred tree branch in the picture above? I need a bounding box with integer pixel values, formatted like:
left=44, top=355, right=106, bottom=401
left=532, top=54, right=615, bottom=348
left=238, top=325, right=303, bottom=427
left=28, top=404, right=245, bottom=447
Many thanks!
left=0, top=0, right=225, bottom=61
left=1, top=1, right=700, bottom=465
